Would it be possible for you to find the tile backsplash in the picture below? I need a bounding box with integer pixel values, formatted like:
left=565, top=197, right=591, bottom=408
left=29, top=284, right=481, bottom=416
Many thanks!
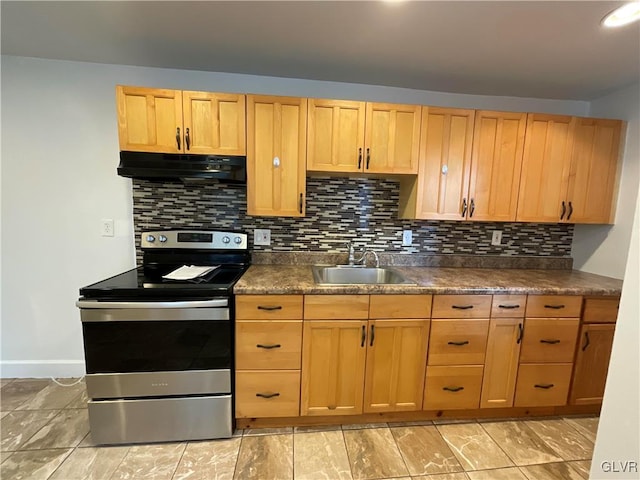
left=132, top=176, right=573, bottom=257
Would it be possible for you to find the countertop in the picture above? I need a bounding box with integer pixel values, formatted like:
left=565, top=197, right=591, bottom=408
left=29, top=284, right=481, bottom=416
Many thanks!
left=233, top=265, right=623, bottom=296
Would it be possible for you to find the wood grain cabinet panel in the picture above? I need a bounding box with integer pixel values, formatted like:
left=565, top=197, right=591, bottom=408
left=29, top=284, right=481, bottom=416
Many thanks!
left=236, top=321, right=302, bottom=370
left=236, top=295, right=303, bottom=320
left=519, top=318, right=580, bottom=363
left=423, top=365, right=484, bottom=410
left=514, top=363, right=572, bottom=407
left=247, top=95, right=307, bottom=217
left=428, top=319, right=489, bottom=366
left=369, top=295, right=432, bottom=319
left=363, top=319, right=430, bottom=413
left=236, top=370, right=301, bottom=418
left=304, top=295, right=369, bottom=320
left=570, top=323, right=616, bottom=405
left=432, top=295, right=492, bottom=318
left=525, top=295, right=582, bottom=318
left=582, top=297, right=620, bottom=323
left=116, top=86, right=183, bottom=153
left=491, top=295, right=527, bottom=318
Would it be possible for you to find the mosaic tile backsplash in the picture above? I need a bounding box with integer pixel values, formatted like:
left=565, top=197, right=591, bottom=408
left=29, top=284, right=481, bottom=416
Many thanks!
left=132, top=176, right=574, bottom=258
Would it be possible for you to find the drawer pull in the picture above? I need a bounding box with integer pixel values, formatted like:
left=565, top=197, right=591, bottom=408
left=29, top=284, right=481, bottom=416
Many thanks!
left=447, top=340, right=470, bottom=346
left=256, top=392, right=280, bottom=399
left=256, top=344, right=281, bottom=349
left=517, top=322, right=523, bottom=344
left=539, top=339, right=561, bottom=344
left=452, top=305, right=473, bottom=310
left=361, top=325, right=366, bottom=348
left=582, top=331, right=590, bottom=351
left=498, top=304, right=520, bottom=309
left=534, top=384, right=555, bottom=389
left=370, top=325, right=375, bottom=347
left=257, top=305, right=283, bottom=311
left=443, top=386, right=464, bottom=392
left=544, top=304, right=565, bottom=309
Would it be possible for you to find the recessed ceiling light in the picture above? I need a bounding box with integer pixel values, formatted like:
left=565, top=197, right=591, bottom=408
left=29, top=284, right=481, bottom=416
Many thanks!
left=602, top=2, right=640, bottom=27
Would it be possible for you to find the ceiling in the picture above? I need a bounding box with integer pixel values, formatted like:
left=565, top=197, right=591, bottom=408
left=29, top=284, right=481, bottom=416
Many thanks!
left=2, top=1, right=639, bottom=100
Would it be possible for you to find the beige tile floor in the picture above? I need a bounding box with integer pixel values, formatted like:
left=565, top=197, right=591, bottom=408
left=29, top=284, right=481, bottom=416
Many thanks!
left=0, top=378, right=597, bottom=480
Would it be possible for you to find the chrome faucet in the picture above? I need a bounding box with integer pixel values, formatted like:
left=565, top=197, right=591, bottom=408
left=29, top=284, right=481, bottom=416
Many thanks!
left=345, top=242, right=380, bottom=268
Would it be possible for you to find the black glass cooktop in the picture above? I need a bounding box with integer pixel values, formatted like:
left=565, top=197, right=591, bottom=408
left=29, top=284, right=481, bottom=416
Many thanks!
left=79, top=265, right=248, bottom=300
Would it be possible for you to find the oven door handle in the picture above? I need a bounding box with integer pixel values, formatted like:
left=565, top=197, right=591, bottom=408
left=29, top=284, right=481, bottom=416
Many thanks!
left=76, top=299, right=229, bottom=309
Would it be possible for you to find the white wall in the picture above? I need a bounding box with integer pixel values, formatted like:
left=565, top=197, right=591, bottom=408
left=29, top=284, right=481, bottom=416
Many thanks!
left=0, top=55, right=589, bottom=377
left=572, top=83, right=640, bottom=279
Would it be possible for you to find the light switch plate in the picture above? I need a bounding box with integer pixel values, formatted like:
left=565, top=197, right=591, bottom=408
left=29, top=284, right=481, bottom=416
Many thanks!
left=254, top=229, right=271, bottom=246
left=491, top=230, right=503, bottom=246
left=402, top=230, right=412, bottom=246
left=101, top=219, right=114, bottom=237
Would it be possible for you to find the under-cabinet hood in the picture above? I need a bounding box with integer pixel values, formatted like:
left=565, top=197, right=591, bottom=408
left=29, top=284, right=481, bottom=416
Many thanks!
left=117, top=151, right=247, bottom=182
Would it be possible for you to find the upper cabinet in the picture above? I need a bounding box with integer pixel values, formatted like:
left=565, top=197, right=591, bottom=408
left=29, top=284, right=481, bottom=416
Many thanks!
left=116, top=86, right=246, bottom=155
left=247, top=95, right=307, bottom=217
left=307, top=99, right=421, bottom=174
left=516, top=114, right=622, bottom=224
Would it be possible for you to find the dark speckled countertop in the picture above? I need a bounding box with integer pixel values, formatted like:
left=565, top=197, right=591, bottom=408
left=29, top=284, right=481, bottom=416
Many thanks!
left=234, top=265, right=623, bottom=296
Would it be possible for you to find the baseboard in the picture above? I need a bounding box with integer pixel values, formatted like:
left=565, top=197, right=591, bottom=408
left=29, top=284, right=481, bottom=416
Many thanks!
left=0, top=360, right=86, bottom=378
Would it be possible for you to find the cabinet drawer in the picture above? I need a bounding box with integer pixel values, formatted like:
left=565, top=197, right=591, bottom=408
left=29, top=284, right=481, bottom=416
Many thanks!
left=235, top=370, right=300, bottom=418
left=236, top=295, right=303, bottom=320
left=428, top=319, right=489, bottom=365
left=423, top=365, right=483, bottom=410
left=583, top=297, right=619, bottom=323
left=432, top=295, right=492, bottom=318
left=525, top=296, right=582, bottom=318
left=369, top=295, right=432, bottom=319
left=520, top=318, right=579, bottom=363
left=236, top=321, right=302, bottom=370
left=304, top=295, right=369, bottom=320
left=514, top=363, right=572, bottom=407
left=491, top=295, right=527, bottom=318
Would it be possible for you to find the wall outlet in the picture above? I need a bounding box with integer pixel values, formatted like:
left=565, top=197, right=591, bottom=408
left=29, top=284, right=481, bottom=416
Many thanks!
left=254, top=228, right=271, bottom=246
left=101, top=219, right=114, bottom=237
left=491, top=230, right=503, bottom=246
left=402, top=229, right=412, bottom=246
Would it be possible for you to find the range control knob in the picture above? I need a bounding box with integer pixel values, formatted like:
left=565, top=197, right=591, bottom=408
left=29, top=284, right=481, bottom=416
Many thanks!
left=234, top=236, right=243, bottom=245
left=159, top=235, right=167, bottom=243
left=146, top=235, right=155, bottom=243
left=222, top=236, right=231, bottom=244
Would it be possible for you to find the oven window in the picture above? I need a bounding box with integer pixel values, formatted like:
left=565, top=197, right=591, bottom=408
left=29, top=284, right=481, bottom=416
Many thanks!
left=82, top=320, right=231, bottom=374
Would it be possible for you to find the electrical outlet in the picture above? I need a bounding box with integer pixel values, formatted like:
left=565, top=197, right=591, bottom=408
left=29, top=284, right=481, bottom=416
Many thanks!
left=491, top=230, right=503, bottom=246
left=254, top=228, right=271, bottom=246
left=101, top=219, right=114, bottom=237
left=402, top=230, right=412, bottom=246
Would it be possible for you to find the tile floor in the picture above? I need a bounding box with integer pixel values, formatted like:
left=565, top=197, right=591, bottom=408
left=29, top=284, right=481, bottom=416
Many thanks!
left=1, top=378, right=597, bottom=480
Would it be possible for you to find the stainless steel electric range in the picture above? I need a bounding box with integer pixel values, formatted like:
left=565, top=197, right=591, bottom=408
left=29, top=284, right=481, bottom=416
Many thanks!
left=76, top=230, right=249, bottom=445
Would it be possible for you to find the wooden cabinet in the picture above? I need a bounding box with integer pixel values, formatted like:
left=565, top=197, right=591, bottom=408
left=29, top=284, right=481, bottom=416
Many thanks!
left=480, top=295, right=526, bottom=409
left=517, top=114, right=622, bottom=224
left=307, top=99, right=421, bottom=174
left=301, top=320, right=368, bottom=416
left=247, top=95, right=307, bottom=217
left=514, top=295, right=582, bottom=407
left=116, top=86, right=245, bottom=155
left=570, top=296, right=619, bottom=405
left=235, top=295, right=303, bottom=419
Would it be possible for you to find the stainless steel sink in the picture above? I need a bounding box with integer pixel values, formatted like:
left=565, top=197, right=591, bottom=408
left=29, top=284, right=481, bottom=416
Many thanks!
left=311, top=265, right=415, bottom=285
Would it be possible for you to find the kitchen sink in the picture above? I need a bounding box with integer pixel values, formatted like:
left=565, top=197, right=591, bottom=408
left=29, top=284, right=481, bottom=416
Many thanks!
left=311, top=265, right=415, bottom=285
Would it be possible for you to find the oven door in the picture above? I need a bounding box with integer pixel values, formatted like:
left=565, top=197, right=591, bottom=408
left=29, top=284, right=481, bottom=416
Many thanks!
left=78, top=298, right=232, bottom=397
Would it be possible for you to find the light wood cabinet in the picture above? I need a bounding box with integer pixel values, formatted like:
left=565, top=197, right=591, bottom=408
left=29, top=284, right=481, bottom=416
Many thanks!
left=307, top=99, right=421, bottom=174
left=247, top=95, right=307, bottom=217
left=569, top=323, right=615, bottom=405
left=424, top=365, right=484, bottom=410
left=236, top=370, right=301, bottom=418
left=428, top=319, right=489, bottom=366
left=566, top=118, right=622, bottom=224
left=517, top=114, right=622, bottom=224
left=116, top=86, right=245, bottom=155
left=514, top=363, right=573, bottom=407
left=301, top=320, right=368, bottom=416
left=363, top=319, right=430, bottom=413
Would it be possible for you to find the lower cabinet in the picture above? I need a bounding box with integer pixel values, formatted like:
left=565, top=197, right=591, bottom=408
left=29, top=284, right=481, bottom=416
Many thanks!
left=236, top=370, right=301, bottom=417
left=514, top=363, right=573, bottom=407
left=570, top=323, right=615, bottom=405
left=424, top=365, right=484, bottom=410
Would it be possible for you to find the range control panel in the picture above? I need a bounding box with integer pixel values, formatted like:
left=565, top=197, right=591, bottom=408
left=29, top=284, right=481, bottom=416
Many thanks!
left=141, top=230, right=248, bottom=250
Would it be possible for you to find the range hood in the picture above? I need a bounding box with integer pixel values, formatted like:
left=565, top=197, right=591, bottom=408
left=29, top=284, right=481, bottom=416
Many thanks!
left=117, top=151, right=247, bottom=182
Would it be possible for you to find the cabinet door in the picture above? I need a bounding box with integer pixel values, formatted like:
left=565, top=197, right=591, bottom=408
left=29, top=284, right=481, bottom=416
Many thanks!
left=247, top=95, right=307, bottom=217
left=480, top=319, right=522, bottom=408
left=570, top=323, right=615, bottom=405
left=566, top=118, right=622, bottom=224
left=364, top=103, right=421, bottom=174
left=301, top=321, right=367, bottom=416
left=363, top=319, right=430, bottom=413
left=182, top=91, right=246, bottom=155
left=116, top=86, right=183, bottom=153
left=468, top=111, right=527, bottom=221
left=414, top=107, right=475, bottom=220
left=516, top=114, right=576, bottom=222
left=307, top=99, right=365, bottom=172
